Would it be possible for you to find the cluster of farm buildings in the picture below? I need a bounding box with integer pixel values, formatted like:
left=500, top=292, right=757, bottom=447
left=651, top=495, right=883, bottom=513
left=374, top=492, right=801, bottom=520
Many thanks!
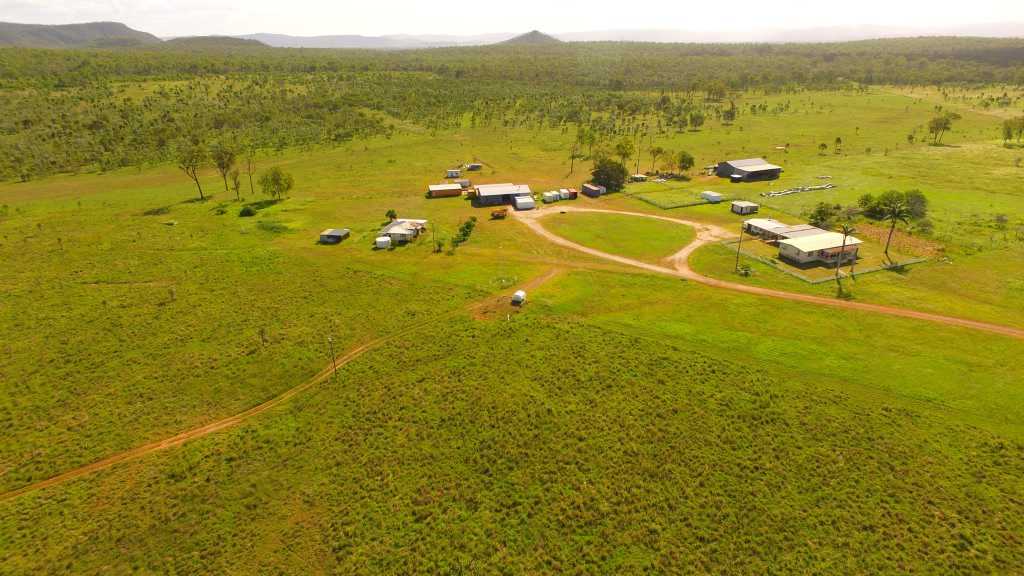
left=322, top=155, right=858, bottom=267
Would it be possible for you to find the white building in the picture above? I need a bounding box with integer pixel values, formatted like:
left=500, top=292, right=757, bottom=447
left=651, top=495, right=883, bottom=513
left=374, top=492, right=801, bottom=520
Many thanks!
left=778, top=232, right=862, bottom=265
left=513, top=195, right=536, bottom=211
left=379, top=219, right=428, bottom=243
left=701, top=191, right=723, bottom=203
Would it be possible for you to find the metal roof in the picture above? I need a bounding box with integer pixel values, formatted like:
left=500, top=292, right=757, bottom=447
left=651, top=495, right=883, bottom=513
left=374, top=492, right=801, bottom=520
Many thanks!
left=731, top=201, right=759, bottom=207
left=779, top=232, right=863, bottom=253
left=724, top=158, right=782, bottom=171
left=744, top=218, right=787, bottom=231
left=428, top=184, right=462, bottom=191
left=476, top=183, right=532, bottom=197
left=380, top=219, right=428, bottom=235
left=320, top=228, right=346, bottom=236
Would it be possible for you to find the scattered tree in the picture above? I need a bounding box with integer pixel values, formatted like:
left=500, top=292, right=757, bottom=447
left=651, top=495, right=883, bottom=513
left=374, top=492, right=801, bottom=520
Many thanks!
left=648, top=145, right=665, bottom=172
left=229, top=169, right=241, bottom=201
left=928, top=112, right=961, bottom=144
left=211, top=143, right=237, bottom=193
left=386, top=208, right=398, bottom=221
left=614, top=138, right=634, bottom=169
left=258, top=167, right=294, bottom=200
left=177, top=143, right=207, bottom=200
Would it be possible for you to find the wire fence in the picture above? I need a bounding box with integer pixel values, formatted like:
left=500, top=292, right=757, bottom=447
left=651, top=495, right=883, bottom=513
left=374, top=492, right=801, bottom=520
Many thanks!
left=720, top=240, right=929, bottom=284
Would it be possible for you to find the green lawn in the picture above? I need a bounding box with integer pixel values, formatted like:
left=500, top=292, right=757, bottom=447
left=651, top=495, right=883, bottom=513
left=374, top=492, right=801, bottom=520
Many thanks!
left=543, top=210, right=695, bottom=264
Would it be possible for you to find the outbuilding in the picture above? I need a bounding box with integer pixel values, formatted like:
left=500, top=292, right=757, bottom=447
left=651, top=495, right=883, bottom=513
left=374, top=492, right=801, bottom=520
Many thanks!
left=582, top=183, right=606, bottom=198
left=778, top=232, right=862, bottom=266
left=716, top=158, right=783, bottom=182
left=319, top=228, right=350, bottom=244
left=701, top=191, right=723, bottom=203
left=631, top=174, right=647, bottom=182
left=560, top=188, right=578, bottom=200
left=446, top=168, right=462, bottom=178
left=456, top=179, right=472, bottom=189
left=374, top=236, right=392, bottom=249
left=379, top=218, right=428, bottom=243
left=542, top=191, right=561, bottom=203
left=466, top=163, right=483, bottom=171
left=474, top=183, right=532, bottom=206
left=428, top=183, right=463, bottom=198
left=513, top=195, right=536, bottom=211
left=731, top=201, right=759, bottom=215
left=743, top=218, right=788, bottom=237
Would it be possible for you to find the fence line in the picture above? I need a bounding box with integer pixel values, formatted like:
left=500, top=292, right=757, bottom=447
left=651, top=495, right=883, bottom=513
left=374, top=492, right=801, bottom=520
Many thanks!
left=719, top=240, right=928, bottom=284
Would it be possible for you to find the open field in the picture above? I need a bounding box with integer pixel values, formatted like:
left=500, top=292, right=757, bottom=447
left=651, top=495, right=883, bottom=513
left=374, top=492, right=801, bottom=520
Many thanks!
left=543, top=210, right=695, bottom=264
left=2, top=77, right=1024, bottom=573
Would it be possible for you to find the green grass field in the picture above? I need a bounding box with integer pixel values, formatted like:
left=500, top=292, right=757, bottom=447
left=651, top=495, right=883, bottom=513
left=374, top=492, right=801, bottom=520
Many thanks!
left=543, top=210, right=695, bottom=264
left=1, top=87, right=1023, bottom=573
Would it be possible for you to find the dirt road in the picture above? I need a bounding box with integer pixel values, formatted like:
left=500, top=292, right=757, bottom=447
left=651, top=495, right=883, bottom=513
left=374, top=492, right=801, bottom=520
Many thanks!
left=516, top=206, right=1024, bottom=340
left=0, top=270, right=563, bottom=503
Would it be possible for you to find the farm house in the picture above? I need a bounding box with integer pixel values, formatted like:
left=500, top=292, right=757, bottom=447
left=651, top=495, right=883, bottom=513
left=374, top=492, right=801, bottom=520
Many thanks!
left=427, top=184, right=463, bottom=198
left=474, top=183, right=532, bottom=206
left=778, top=232, right=862, bottom=266
left=743, top=218, right=827, bottom=242
left=731, top=201, right=759, bottom=215
left=379, top=219, right=428, bottom=243
left=716, top=158, right=783, bottom=182
left=319, top=228, right=350, bottom=244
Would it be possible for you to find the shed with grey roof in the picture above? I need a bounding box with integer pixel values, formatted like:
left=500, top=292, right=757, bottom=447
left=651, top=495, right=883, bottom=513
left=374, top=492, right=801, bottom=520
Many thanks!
left=716, top=158, right=783, bottom=182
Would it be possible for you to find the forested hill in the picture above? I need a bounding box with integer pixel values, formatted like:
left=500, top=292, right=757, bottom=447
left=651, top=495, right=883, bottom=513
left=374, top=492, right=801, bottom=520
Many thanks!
left=0, top=21, right=160, bottom=48
left=1, top=36, right=1023, bottom=89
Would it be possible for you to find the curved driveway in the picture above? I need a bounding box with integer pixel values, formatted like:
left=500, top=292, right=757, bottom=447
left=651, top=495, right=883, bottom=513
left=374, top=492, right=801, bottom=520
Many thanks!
left=515, top=206, right=1024, bottom=340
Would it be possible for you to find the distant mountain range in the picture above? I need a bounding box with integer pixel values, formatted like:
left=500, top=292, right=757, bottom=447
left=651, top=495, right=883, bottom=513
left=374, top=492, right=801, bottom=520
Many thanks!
left=2, top=20, right=1022, bottom=50
left=0, top=21, right=160, bottom=48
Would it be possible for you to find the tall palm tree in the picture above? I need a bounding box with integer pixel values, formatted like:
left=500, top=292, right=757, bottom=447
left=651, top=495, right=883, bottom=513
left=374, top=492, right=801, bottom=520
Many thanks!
left=882, top=200, right=911, bottom=261
left=835, top=223, right=856, bottom=286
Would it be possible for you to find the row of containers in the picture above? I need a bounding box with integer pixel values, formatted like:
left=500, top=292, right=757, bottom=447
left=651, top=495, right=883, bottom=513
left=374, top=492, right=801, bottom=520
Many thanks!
left=541, top=188, right=579, bottom=204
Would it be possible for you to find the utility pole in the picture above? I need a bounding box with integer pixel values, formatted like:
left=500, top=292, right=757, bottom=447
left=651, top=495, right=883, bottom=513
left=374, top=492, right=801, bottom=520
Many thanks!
left=734, top=221, right=744, bottom=272
left=327, top=336, right=337, bottom=382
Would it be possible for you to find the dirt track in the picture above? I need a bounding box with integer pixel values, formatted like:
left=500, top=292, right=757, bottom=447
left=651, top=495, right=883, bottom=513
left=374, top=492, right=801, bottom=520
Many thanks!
left=0, top=271, right=563, bottom=503
left=515, top=206, right=1024, bottom=341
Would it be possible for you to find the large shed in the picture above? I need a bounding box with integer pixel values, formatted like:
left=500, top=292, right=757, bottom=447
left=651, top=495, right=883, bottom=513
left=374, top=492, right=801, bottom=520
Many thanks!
left=428, top=184, right=463, bottom=198
left=474, top=183, right=532, bottom=206
left=716, top=158, right=783, bottom=182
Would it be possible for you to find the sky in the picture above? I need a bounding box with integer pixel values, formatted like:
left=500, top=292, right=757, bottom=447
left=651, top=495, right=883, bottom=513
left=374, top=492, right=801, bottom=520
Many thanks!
left=2, top=0, right=1023, bottom=38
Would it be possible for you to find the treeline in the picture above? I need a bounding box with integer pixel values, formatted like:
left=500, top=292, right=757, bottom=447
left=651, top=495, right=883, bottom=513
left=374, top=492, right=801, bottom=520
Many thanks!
left=2, top=37, right=1023, bottom=180
left=3, top=37, right=1024, bottom=90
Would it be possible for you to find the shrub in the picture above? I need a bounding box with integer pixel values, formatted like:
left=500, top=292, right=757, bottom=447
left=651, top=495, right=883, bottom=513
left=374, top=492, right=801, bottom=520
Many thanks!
left=239, top=206, right=257, bottom=217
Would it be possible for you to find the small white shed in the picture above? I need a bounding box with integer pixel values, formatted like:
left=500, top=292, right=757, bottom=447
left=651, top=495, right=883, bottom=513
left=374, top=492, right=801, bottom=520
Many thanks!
left=542, top=191, right=560, bottom=203
left=513, top=195, right=536, bottom=211
left=446, top=168, right=461, bottom=178
left=511, top=290, right=527, bottom=305
left=374, top=236, right=392, bottom=249
left=702, top=191, right=723, bottom=203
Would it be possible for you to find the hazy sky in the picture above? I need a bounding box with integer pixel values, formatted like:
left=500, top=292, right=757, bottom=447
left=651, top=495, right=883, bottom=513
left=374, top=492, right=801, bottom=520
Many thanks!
left=2, top=0, right=1022, bottom=37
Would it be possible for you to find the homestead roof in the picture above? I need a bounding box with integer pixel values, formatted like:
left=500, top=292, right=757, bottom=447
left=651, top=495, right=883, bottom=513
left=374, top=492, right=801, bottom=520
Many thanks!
left=476, top=183, right=532, bottom=197
left=744, top=218, right=787, bottom=231
left=779, top=232, right=863, bottom=253
left=380, top=219, right=428, bottom=235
